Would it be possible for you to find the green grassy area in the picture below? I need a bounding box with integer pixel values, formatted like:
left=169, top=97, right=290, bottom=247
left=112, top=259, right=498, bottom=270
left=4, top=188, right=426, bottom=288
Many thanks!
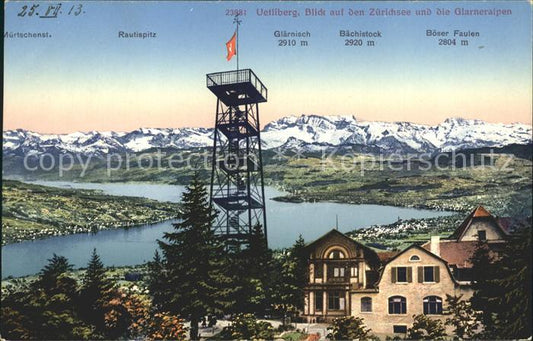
left=281, top=331, right=309, bottom=341
left=1, top=180, right=178, bottom=245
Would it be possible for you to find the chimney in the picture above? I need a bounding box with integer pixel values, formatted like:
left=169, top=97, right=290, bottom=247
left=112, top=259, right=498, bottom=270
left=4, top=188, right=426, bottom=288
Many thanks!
left=430, top=236, right=440, bottom=257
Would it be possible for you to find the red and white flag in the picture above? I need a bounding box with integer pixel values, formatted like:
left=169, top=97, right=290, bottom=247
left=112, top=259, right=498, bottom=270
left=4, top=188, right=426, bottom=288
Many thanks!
left=226, top=31, right=237, bottom=61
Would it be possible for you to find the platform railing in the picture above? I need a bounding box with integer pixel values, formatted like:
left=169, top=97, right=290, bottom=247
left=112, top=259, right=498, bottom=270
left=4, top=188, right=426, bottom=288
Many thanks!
left=206, top=69, right=268, bottom=100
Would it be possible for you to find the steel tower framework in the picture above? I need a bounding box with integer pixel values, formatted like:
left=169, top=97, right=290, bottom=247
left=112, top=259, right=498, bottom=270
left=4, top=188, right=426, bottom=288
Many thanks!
left=206, top=69, right=268, bottom=247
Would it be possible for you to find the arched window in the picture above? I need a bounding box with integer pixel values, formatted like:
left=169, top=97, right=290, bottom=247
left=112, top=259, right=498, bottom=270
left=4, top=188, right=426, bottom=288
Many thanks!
left=389, top=296, right=406, bottom=314
left=361, top=297, right=372, bottom=312
left=423, top=296, right=443, bottom=314
left=328, top=250, right=345, bottom=259
left=409, top=255, right=420, bottom=262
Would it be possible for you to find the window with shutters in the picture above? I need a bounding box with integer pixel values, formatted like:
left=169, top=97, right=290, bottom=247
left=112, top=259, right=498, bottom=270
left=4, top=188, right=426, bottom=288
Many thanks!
left=391, top=266, right=412, bottom=283
left=361, top=297, right=372, bottom=312
left=424, top=266, right=435, bottom=282
left=397, top=267, right=407, bottom=282
left=388, top=296, right=407, bottom=314
left=418, top=266, right=440, bottom=283
left=423, top=296, right=443, bottom=314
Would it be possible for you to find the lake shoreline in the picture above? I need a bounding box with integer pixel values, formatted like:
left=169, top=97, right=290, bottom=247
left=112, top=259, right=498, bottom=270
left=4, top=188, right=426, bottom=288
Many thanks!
left=271, top=194, right=464, bottom=213
left=2, top=180, right=455, bottom=278
left=1, top=180, right=457, bottom=247
left=1, top=180, right=180, bottom=246
left=2, top=218, right=178, bottom=247
left=5, top=176, right=466, bottom=213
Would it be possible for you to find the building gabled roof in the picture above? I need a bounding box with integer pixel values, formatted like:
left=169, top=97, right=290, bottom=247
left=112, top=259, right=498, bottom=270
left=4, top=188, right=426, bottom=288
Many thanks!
left=449, top=206, right=508, bottom=241
left=382, top=244, right=450, bottom=267
left=305, top=229, right=374, bottom=254
left=471, top=206, right=492, bottom=218
left=304, top=229, right=353, bottom=250
left=374, top=244, right=461, bottom=287
left=304, top=229, right=380, bottom=266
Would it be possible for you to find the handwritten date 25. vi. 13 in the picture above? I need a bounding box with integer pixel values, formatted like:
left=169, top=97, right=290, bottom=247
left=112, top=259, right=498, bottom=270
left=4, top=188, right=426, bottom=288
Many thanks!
left=18, top=3, right=85, bottom=19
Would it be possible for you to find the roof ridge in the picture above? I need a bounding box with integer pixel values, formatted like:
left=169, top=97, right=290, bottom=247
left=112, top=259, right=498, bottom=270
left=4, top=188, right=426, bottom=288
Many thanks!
left=451, top=205, right=501, bottom=240
left=472, top=206, right=492, bottom=217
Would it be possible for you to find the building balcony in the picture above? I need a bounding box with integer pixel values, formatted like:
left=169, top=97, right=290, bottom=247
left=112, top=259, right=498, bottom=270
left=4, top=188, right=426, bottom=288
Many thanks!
left=327, top=277, right=350, bottom=284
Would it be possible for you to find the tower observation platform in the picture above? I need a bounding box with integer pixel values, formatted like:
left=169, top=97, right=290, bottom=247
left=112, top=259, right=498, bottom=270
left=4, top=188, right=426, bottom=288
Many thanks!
left=206, top=69, right=268, bottom=247
left=207, top=69, right=267, bottom=106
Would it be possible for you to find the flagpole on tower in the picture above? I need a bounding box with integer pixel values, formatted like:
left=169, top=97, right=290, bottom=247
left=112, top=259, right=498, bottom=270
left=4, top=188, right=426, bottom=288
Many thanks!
left=233, top=15, right=241, bottom=70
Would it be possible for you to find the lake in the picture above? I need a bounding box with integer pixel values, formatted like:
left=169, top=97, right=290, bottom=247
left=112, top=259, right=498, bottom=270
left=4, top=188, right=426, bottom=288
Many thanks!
left=1, top=181, right=453, bottom=278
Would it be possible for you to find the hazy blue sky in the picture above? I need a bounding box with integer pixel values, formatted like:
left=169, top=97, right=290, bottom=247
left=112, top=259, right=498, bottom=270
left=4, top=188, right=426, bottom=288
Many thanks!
left=4, top=1, right=532, bottom=133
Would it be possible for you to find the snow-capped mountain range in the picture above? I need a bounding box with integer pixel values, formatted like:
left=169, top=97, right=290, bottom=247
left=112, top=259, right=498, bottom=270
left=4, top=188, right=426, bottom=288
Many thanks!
left=3, top=115, right=532, bottom=157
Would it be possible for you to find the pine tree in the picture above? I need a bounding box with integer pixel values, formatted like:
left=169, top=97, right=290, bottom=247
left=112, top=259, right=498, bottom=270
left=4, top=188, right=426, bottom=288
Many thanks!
left=490, top=225, right=532, bottom=338
left=469, top=241, right=502, bottom=338
left=147, top=250, right=169, bottom=310
left=79, top=248, right=115, bottom=336
left=272, top=255, right=300, bottom=325
left=247, top=223, right=270, bottom=279
left=470, top=221, right=532, bottom=339
left=157, top=173, right=235, bottom=340
left=36, top=253, right=73, bottom=292
left=233, top=223, right=272, bottom=315
left=270, top=236, right=308, bottom=325
left=225, top=248, right=248, bottom=314
left=444, top=294, right=480, bottom=339
left=2, top=255, right=93, bottom=340
left=291, top=234, right=308, bottom=308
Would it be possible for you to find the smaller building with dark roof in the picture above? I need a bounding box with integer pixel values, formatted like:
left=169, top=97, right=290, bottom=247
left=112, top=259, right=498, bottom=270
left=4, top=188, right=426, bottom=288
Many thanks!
left=422, top=205, right=509, bottom=283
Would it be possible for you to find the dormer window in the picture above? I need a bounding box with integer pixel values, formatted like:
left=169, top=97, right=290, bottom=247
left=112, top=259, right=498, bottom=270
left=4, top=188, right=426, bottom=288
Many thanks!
left=409, top=255, right=421, bottom=262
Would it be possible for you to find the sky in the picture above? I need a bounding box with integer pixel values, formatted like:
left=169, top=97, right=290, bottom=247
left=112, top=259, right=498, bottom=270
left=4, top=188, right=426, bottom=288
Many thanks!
left=4, top=1, right=532, bottom=133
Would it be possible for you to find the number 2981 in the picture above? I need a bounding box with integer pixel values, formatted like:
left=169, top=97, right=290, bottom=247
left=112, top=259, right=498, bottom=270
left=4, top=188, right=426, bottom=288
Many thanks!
left=226, top=9, right=246, bottom=16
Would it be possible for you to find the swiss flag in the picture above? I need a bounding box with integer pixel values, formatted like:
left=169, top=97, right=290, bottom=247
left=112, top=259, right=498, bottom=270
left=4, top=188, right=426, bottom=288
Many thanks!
left=226, top=32, right=237, bottom=61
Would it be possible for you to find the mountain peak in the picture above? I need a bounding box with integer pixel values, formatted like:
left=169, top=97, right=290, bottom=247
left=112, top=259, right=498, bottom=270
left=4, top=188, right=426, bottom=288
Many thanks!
left=3, top=115, right=531, bottom=156
left=442, top=117, right=482, bottom=125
